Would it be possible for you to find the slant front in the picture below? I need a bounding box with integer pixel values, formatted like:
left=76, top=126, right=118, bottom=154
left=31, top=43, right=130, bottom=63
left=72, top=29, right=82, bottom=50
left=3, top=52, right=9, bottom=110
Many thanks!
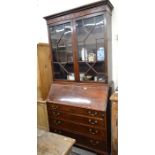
left=47, top=83, right=109, bottom=111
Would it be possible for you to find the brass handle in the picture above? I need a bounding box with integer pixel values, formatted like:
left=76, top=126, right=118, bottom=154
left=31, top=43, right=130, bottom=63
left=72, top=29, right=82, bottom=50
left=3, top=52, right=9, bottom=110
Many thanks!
left=88, top=110, right=98, bottom=116
left=89, top=139, right=99, bottom=146
left=89, top=128, right=98, bottom=135
left=88, top=119, right=98, bottom=125
left=53, top=120, right=62, bottom=125
left=51, top=105, right=58, bottom=110
left=52, top=111, right=60, bottom=116
left=102, top=113, right=105, bottom=117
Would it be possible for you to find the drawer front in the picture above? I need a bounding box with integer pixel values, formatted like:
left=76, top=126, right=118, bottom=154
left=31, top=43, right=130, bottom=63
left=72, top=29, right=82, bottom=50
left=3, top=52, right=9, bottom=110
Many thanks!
left=48, top=110, right=105, bottom=128
left=49, top=119, right=106, bottom=140
left=47, top=102, right=105, bottom=118
left=50, top=128, right=107, bottom=152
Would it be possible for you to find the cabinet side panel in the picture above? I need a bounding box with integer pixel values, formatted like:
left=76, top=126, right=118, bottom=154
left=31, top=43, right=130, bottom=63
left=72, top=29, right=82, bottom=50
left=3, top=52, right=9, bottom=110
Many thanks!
left=37, top=101, right=49, bottom=131
left=37, top=43, right=52, bottom=100
left=37, top=57, right=43, bottom=100
left=105, top=11, right=112, bottom=83
left=110, top=93, right=118, bottom=155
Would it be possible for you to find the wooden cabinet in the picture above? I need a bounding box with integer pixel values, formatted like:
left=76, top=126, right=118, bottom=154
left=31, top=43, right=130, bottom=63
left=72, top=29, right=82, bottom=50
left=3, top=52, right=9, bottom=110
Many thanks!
left=37, top=43, right=52, bottom=100
left=37, top=43, right=52, bottom=131
left=44, top=0, right=113, bottom=84
left=46, top=83, right=111, bottom=155
left=110, top=92, right=118, bottom=155
left=44, top=1, right=114, bottom=154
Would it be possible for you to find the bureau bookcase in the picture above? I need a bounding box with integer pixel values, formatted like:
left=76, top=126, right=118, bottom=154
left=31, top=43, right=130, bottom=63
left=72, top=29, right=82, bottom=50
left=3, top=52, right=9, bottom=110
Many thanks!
left=44, top=1, right=113, bottom=155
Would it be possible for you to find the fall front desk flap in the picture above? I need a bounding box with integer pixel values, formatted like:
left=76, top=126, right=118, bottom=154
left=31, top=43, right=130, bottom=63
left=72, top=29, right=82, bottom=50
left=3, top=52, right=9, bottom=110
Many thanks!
left=47, top=83, right=109, bottom=111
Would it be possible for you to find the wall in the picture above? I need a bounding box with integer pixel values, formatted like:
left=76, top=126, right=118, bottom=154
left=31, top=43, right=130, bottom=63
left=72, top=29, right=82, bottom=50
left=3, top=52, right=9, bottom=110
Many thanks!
left=37, top=0, right=118, bottom=89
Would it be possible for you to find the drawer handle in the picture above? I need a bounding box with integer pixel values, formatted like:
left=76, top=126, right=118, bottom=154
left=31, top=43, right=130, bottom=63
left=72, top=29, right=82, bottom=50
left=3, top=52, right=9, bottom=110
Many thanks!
left=89, top=128, right=98, bottom=135
left=52, top=111, right=60, bottom=116
left=102, top=113, right=105, bottom=117
left=53, top=120, right=62, bottom=125
left=89, top=139, right=99, bottom=146
left=88, top=110, right=98, bottom=116
left=51, top=105, right=58, bottom=110
left=88, top=119, right=98, bottom=125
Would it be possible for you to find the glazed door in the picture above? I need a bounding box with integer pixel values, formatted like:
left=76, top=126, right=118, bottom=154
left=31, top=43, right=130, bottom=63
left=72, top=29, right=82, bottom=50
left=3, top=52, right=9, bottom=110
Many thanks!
left=75, top=13, right=107, bottom=82
left=49, top=22, right=75, bottom=81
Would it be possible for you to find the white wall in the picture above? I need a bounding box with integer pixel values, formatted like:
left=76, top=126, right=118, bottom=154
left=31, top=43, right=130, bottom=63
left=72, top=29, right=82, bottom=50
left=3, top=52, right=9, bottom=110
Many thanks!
left=37, top=0, right=118, bottom=89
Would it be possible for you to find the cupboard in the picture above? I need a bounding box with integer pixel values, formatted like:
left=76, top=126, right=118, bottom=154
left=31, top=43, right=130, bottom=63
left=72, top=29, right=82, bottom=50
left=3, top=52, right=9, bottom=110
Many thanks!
left=44, top=0, right=114, bottom=154
left=44, top=0, right=113, bottom=83
left=37, top=43, right=52, bottom=131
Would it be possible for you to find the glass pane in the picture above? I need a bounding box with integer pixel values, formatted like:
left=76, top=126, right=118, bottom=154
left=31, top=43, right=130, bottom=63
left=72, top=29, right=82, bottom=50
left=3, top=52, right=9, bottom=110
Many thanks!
left=49, top=22, right=75, bottom=80
left=76, top=14, right=106, bottom=82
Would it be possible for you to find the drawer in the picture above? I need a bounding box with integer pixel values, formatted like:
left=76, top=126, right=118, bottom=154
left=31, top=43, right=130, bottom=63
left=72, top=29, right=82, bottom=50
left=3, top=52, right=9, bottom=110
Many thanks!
left=50, top=128, right=107, bottom=152
left=48, top=110, right=105, bottom=128
left=47, top=102, right=105, bottom=118
left=49, top=119, right=106, bottom=140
